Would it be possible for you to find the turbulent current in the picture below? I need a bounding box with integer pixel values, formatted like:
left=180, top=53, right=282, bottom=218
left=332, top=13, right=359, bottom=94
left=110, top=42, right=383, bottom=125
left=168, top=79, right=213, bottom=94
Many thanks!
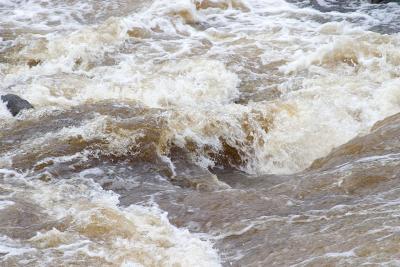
left=1, top=0, right=400, bottom=266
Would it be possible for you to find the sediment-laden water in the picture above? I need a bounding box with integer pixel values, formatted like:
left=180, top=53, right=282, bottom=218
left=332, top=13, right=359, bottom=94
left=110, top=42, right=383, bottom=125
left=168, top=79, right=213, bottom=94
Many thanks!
left=1, top=0, right=400, bottom=266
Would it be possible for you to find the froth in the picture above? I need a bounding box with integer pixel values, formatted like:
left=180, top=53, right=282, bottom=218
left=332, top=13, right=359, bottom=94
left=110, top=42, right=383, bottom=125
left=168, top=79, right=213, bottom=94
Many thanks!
left=0, top=101, right=13, bottom=121
left=96, top=58, right=240, bottom=108
left=2, top=0, right=400, bottom=176
left=0, top=170, right=221, bottom=266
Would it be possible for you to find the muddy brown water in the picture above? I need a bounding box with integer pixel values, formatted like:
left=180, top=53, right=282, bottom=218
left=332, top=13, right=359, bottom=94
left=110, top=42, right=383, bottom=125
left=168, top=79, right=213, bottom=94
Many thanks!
left=2, top=0, right=400, bottom=266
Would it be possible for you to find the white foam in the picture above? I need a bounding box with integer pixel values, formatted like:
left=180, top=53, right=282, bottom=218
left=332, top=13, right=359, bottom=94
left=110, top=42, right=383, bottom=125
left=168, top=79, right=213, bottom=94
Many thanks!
left=0, top=200, right=14, bottom=210
left=2, top=0, right=400, bottom=176
left=0, top=168, right=221, bottom=266
left=27, top=177, right=221, bottom=266
left=92, top=58, right=240, bottom=108
left=325, top=250, right=356, bottom=258
left=0, top=235, right=36, bottom=257
left=0, top=100, right=14, bottom=121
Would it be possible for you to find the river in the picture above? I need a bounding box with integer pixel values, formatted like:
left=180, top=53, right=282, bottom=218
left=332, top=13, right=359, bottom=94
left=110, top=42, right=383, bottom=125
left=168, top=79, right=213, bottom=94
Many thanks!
left=1, top=0, right=400, bottom=266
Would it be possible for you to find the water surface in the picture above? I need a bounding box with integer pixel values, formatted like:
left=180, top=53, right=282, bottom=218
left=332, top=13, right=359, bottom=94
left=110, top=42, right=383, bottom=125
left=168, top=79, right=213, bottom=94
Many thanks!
left=1, top=0, right=400, bottom=266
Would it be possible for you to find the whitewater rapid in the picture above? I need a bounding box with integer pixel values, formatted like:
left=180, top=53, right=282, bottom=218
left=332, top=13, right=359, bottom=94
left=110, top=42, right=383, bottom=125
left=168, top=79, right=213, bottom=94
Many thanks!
left=2, top=0, right=400, bottom=266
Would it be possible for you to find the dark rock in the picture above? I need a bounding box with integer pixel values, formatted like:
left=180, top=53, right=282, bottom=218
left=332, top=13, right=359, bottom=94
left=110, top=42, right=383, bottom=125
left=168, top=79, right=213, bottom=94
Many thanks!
left=1, top=94, right=34, bottom=116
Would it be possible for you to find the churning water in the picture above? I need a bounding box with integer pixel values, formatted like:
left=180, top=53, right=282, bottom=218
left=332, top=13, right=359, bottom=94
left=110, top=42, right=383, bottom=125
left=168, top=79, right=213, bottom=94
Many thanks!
left=1, top=0, right=400, bottom=266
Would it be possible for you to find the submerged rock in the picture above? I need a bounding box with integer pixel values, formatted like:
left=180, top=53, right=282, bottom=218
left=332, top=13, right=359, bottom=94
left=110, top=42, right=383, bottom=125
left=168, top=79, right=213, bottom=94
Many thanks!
left=1, top=94, right=34, bottom=116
